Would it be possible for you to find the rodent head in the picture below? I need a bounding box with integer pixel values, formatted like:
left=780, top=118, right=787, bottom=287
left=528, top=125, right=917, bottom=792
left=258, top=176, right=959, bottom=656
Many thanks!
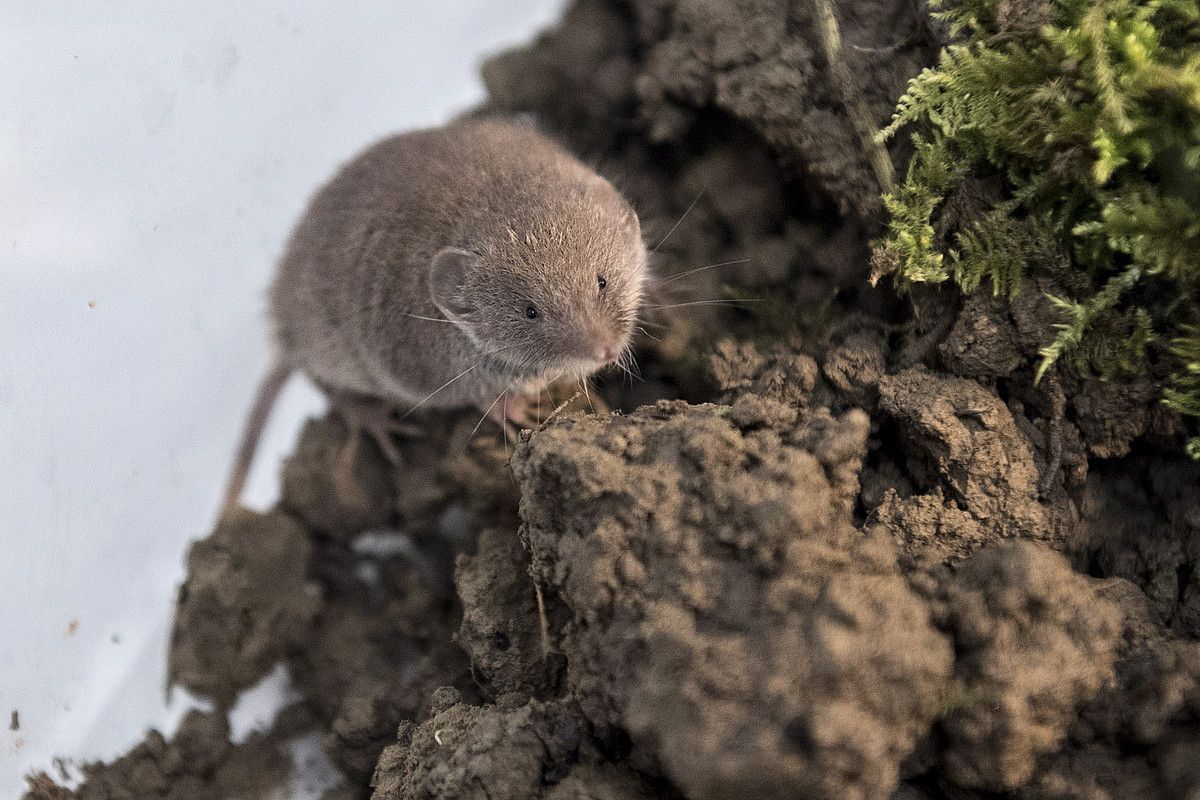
left=429, top=173, right=646, bottom=380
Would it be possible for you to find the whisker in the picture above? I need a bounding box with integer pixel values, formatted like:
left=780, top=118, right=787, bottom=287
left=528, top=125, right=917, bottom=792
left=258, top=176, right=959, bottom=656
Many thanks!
left=620, top=359, right=641, bottom=386
left=406, top=313, right=473, bottom=325
left=631, top=314, right=666, bottom=329
left=659, top=258, right=751, bottom=285
left=401, top=365, right=478, bottom=418
left=502, top=392, right=512, bottom=458
left=614, top=355, right=633, bottom=388
left=579, top=374, right=594, bottom=413
left=636, top=326, right=663, bottom=343
left=470, top=389, right=508, bottom=439
left=626, top=349, right=644, bottom=381
left=646, top=299, right=764, bottom=310
left=649, top=191, right=704, bottom=256
left=400, top=342, right=518, bottom=418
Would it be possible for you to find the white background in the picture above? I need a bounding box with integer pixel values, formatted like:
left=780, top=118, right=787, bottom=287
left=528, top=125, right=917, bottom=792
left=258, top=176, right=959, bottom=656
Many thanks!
left=0, top=1, right=562, bottom=793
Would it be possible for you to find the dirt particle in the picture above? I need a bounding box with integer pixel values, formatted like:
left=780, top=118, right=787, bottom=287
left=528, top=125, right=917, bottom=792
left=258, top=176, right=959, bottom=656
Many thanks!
left=65, top=619, right=78, bottom=636
left=9, top=710, right=18, bottom=731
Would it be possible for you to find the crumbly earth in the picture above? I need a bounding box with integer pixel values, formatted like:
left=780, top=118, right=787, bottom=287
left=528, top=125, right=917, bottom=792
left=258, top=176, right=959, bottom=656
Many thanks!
left=25, top=1, right=1200, bottom=799
left=169, top=507, right=321, bottom=707
left=23, top=710, right=293, bottom=800
left=512, top=401, right=952, bottom=800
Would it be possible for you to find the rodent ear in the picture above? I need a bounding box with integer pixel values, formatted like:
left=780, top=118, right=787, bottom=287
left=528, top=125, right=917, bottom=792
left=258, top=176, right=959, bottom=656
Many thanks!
left=620, top=206, right=641, bottom=238
left=429, top=247, right=479, bottom=318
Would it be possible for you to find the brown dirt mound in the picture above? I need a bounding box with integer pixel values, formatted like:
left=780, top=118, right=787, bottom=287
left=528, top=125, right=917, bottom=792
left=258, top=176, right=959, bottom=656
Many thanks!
left=513, top=401, right=952, bottom=800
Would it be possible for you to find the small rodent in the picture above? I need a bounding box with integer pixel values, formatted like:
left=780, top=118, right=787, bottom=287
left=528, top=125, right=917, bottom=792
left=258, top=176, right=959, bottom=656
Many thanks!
left=222, top=118, right=647, bottom=509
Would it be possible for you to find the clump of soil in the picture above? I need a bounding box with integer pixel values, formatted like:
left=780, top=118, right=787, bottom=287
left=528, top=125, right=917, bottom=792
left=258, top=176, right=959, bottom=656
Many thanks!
left=512, top=401, right=951, bottom=800
left=170, top=508, right=321, bottom=706
left=24, top=710, right=292, bottom=800
left=936, top=542, right=1121, bottom=790
left=369, top=690, right=656, bottom=800
left=25, top=1, right=1200, bottom=799
left=871, top=365, right=1058, bottom=569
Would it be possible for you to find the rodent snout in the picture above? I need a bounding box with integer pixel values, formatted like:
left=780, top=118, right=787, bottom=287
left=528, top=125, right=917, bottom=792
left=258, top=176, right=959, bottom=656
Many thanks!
left=595, top=344, right=618, bottom=365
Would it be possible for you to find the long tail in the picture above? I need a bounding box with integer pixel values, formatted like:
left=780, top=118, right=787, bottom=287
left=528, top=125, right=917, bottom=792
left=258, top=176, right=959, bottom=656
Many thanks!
left=222, top=358, right=292, bottom=513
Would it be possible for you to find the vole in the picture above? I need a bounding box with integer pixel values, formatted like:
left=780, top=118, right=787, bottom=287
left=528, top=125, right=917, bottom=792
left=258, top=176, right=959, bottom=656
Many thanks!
left=221, top=119, right=647, bottom=510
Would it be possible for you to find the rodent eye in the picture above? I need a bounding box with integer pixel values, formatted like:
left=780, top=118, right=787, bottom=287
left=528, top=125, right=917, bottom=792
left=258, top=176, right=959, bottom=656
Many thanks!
left=525, top=305, right=539, bottom=319
left=597, top=276, right=607, bottom=289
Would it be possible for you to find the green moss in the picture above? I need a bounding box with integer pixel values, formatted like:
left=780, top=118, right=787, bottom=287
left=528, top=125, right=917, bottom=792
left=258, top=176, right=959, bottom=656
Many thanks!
left=876, top=0, right=1200, bottom=454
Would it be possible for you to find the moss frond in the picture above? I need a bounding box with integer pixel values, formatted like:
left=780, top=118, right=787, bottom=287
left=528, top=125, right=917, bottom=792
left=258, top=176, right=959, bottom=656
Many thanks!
left=877, top=0, right=1200, bottom=454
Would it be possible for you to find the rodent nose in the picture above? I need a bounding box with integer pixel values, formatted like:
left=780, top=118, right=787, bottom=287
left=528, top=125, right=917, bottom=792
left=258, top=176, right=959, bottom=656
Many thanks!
left=595, top=345, right=617, bottom=364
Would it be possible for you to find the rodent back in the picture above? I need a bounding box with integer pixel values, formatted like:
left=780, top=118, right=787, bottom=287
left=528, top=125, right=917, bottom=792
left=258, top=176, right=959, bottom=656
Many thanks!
left=268, top=124, right=487, bottom=396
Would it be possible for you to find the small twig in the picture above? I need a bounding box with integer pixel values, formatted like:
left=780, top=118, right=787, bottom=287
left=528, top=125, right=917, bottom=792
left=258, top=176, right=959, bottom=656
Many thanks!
left=533, top=579, right=551, bottom=661
left=849, top=36, right=918, bottom=55
left=1038, top=372, right=1066, bottom=499
left=812, top=0, right=895, bottom=193
left=536, top=391, right=582, bottom=432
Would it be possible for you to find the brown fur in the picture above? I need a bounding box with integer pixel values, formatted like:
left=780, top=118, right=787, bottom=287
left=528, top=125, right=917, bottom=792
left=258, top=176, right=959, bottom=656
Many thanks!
left=272, top=118, right=646, bottom=408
